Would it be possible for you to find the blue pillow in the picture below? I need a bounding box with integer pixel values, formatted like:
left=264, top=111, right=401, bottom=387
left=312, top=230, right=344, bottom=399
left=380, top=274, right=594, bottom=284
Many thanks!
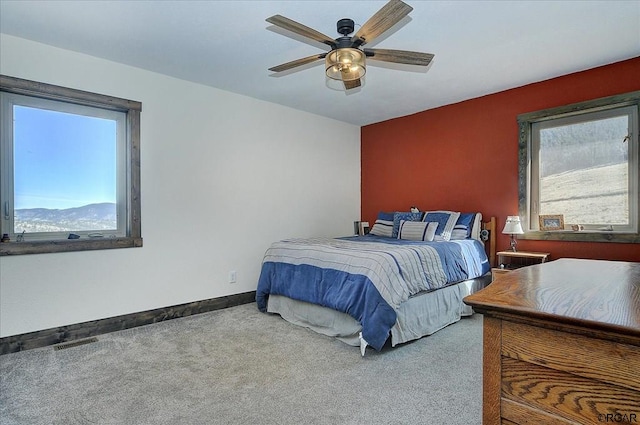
left=392, top=212, right=423, bottom=238
left=377, top=211, right=395, bottom=222
left=451, top=212, right=477, bottom=240
left=422, top=211, right=460, bottom=241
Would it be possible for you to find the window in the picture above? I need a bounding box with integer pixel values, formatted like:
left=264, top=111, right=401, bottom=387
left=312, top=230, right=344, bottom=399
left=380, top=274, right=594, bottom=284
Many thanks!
left=0, top=75, right=142, bottom=255
left=518, top=91, right=640, bottom=243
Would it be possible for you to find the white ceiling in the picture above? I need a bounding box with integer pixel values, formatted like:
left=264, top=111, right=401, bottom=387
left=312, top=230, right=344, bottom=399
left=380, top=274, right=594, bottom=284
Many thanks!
left=1, top=1, right=639, bottom=126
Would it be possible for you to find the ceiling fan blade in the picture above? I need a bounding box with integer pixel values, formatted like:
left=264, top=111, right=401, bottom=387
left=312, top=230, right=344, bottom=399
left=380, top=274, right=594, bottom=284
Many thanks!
left=365, top=48, right=434, bottom=66
left=344, top=78, right=362, bottom=90
left=353, top=0, right=413, bottom=46
left=266, top=15, right=336, bottom=48
left=269, top=53, right=326, bottom=73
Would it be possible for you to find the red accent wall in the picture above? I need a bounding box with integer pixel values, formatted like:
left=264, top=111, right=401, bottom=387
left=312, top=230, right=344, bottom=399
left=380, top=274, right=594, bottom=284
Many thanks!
left=361, top=57, right=640, bottom=262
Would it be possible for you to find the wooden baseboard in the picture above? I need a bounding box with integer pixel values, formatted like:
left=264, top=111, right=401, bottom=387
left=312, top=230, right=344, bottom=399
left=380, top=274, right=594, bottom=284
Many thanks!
left=0, top=291, right=256, bottom=355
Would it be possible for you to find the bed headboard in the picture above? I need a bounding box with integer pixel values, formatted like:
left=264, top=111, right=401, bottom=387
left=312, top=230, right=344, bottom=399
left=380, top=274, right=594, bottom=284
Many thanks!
left=482, top=217, right=497, bottom=268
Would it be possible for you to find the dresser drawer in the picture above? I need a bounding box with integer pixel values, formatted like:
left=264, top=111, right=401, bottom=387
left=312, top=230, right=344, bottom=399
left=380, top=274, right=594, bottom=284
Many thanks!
left=499, top=321, right=640, bottom=424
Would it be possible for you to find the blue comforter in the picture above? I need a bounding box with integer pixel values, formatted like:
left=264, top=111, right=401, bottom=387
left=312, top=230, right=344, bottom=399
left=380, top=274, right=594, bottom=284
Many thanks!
left=256, top=235, right=490, bottom=351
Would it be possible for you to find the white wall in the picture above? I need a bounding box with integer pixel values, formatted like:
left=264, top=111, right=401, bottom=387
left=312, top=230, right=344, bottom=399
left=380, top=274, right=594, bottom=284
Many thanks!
left=0, top=35, right=361, bottom=337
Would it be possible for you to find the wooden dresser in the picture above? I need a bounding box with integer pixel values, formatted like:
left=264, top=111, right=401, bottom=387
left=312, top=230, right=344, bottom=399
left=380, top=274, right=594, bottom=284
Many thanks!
left=464, top=259, right=640, bottom=425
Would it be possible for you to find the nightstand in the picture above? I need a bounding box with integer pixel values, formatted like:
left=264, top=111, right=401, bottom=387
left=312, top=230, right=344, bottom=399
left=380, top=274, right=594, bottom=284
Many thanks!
left=492, top=250, right=550, bottom=280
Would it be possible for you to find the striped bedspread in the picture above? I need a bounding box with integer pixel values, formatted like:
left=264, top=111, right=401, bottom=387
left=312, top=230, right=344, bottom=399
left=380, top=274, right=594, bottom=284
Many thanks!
left=256, top=235, right=490, bottom=351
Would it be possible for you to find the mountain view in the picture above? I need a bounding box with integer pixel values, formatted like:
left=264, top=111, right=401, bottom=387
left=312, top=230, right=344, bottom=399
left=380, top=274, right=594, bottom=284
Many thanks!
left=540, top=162, right=627, bottom=225
left=14, top=202, right=117, bottom=233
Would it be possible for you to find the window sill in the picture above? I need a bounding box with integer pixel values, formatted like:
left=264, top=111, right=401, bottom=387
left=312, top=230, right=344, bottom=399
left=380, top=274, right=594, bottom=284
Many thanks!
left=0, top=237, right=143, bottom=256
left=520, top=231, right=639, bottom=244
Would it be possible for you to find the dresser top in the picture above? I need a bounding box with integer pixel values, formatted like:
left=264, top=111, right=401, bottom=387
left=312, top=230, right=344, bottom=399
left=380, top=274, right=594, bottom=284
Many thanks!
left=464, top=258, right=640, bottom=338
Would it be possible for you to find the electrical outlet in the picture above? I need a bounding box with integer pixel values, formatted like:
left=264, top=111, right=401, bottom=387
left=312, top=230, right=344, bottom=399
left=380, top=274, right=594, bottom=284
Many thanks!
left=229, top=271, right=237, bottom=284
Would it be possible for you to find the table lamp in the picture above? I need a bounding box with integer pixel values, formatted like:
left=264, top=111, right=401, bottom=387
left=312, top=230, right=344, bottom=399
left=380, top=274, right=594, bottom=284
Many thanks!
left=502, top=216, right=524, bottom=252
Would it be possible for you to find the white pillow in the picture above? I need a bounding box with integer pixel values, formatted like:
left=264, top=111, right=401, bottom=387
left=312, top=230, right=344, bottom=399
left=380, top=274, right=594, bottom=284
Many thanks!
left=422, top=211, right=461, bottom=241
left=397, top=220, right=438, bottom=241
left=369, top=219, right=393, bottom=238
left=470, top=212, right=482, bottom=241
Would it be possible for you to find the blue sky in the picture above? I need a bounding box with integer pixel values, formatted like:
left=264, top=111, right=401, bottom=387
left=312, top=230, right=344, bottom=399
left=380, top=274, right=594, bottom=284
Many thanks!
left=14, top=105, right=117, bottom=210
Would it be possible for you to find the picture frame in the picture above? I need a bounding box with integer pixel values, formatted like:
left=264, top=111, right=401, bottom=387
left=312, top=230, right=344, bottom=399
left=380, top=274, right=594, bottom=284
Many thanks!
left=359, top=221, right=370, bottom=236
left=354, top=221, right=371, bottom=235
left=539, top=214, right=564, bottom=231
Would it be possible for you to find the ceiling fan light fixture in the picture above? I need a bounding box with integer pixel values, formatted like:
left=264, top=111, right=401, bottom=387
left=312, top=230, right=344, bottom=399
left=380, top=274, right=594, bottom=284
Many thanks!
left=267, top=0, right=433, bottom=90
left=325, top=48, right=366, bottom=81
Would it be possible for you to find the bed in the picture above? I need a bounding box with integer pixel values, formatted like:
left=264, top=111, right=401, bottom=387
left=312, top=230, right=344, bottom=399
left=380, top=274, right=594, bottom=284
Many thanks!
left=256, top=211, right=496, bottom=354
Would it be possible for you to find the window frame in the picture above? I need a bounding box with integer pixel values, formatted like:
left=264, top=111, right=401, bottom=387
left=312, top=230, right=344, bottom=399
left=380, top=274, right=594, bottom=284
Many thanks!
left=2, top=92, right=128, bottom=240
left=0, top=75, right=142, bottom=255
left=517, top=90, right=640, bottom=244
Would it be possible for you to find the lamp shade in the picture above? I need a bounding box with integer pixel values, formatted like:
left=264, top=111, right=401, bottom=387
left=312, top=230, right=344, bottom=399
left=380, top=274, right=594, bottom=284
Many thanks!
left=502, top=216, right=524, bottom=235
left=325, top=48, right=366, bottom=81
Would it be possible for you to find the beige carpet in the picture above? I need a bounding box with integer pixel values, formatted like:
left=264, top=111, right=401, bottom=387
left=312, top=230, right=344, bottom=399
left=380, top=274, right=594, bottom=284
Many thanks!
left=0, top=303, right=483, bottom=424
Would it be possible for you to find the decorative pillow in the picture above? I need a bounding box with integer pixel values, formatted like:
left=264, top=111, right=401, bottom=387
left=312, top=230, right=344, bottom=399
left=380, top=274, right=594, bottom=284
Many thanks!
left=392, top=212, right=423, bottom=238
left=470, top=212, right=482, bottom=240
left=422, top=210, right=461, bottom=241
left=369, top=211, right=395, bottom=238
left=450, top=212, right=477, bottom=240
left=397, top=220, right=438, bottom=241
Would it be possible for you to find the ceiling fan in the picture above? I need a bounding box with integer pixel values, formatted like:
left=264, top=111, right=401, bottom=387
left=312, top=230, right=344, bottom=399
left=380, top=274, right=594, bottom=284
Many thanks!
left=266, top=0, right=434, bottom=90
